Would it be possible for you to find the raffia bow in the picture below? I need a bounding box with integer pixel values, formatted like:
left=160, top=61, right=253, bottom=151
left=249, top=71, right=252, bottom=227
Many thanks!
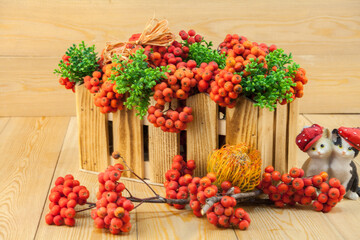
left=103, top=18, right=175, bottom=64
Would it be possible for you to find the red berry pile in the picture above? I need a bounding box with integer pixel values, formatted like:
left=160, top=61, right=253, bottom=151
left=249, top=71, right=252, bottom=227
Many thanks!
left=57, top=55, right=76, bottom=92
left=92, top=163, right=134, bottom=234
left=179, top=29, right=203, bottom=44
left=45, top=174, right=90, bottom=227
left=210, top=70, right=242, bottom=108
left=164, top=155, right=196, bottom=209
left=93, top=79, right=125, bottom=114
left=147, top=106, right=193, bottom=133
left=257, top=166, right=346, bottom=213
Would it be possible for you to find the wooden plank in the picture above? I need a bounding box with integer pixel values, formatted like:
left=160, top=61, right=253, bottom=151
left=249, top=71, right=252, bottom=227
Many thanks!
left=0, top=117, right=10, bottom=133
left=112, top=108, right=144, bottom=178
left=287, top=100, right=299, bottom=171
left=35, top=118, right=137, bottom=239
left=233, top=205, right=343, bottom=240
left=0, top=117, right=70, bottom=240
left=148, top=126, right=180, bottom=183
left=0, top=57, right=76, bottom=116
left=187, top=94, right=218, bottom=177
left=1, top=0, right=360, bottom=114
left=226, top=96, right=258, bottom=148
left=135, top=179, right=238, bottom=240
left=148, top=98, right=180, bottom=183
left=257, top=108, right=274, bottom=172
left=75, top=84, right=109, bottom=172
left=274, top=104, right=288, bottom=173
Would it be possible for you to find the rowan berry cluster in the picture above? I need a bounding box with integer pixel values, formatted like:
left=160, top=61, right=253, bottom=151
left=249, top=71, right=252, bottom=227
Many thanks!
left=147, top=106, right=193, bottom=133
left=45, top=174, right=90, bottom=227
left=92, top=164, right=134, bottom=234
left=93, top=80, right=125, bottom=114
left=164, top=155, right=196, bottom=209
left=257, top=166, right=346, bottom=213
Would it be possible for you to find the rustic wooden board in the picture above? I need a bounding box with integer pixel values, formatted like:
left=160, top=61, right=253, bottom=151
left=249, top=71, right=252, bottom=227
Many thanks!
left=287, top=100, right=299, bottom=171
left=2, top=0, right=360, bottom=115
left=257, top=108, right=275, bottom=172
left=0, top=57, right=76, bottom=116
left=233, top=205, right=343, bottom=239
left=226, top=97, right=258, bottom=148
left=35, top=118, right=137, bottom=240
left=135, top=179, right=238, bottom=240
left=112, top=108, right=144, bottom=178
left=0, top=117, right=10, bottom=133
left=187, top=94, right=218, bottom=177
left=0, top=117, right=70, bottom=240
left=75, top=84, right=109, bottom=172
left=274, top=104, right=288, bottom=173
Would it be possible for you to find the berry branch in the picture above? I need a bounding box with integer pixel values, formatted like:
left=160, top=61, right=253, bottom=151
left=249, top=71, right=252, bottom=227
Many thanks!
left=201, top=190, right=262, bottom=215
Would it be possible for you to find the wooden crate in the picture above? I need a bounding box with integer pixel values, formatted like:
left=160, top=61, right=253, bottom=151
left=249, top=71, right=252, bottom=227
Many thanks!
left=75, top=84, right=299, bottom=183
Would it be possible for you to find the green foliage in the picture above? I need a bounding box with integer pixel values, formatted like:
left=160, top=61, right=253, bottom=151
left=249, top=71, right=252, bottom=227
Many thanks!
left=241, top=49, right=299, bottom=111
left=54, top=41, right=99, bottom=83
left=110, top=49, right=168, bottom=118
left=187, top=40, right=226, bottom=68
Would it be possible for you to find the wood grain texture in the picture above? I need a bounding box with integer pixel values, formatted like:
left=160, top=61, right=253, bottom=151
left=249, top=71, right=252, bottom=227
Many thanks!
left=257, top=108, right=274, bottom=172
left=112, top=108, right=144, bottom=178
left=0, top=117, right=10, bottom=133
left=274, top=104, right=288, bottom=173
left=148, top=125, right=180, bottom=183
left=0, top=117, right=69, bottom=240
left=1, top=0, right=360, bottom=115
left=187, top=94, right=218, bottom=177
left=76, top=84, right=109, bottom=172
left=0, top=57, right=76, bottom=116
left=287, top=100, right=300, bottom=171
left=35, top=118, right=137, bottom=240
left=226, top=97, right=258, bottom=148
left=135, top=179, right=238, bottom=240
left=234, top=205, right=343, bottom=240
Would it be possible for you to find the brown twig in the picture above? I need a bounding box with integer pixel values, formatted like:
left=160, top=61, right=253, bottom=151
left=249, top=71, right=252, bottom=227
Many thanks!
left=200, top=189, right=262, bottom=215
left=76, top=205, right=96, bottom=213
left=118, top=155, right=159, bottom=197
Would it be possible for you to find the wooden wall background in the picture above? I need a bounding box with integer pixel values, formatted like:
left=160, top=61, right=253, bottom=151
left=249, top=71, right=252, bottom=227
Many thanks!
left=0, top=0, right=359, bottom=116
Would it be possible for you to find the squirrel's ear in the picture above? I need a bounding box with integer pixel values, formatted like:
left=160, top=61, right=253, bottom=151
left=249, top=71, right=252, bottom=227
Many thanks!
left=324, top=128, right=330, bottom=138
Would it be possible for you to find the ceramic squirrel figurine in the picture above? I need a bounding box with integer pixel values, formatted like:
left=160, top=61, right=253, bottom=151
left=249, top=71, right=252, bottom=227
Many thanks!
left=296, top=124, right=332, bottom=177
left=330, top=127, right=360, bottom=200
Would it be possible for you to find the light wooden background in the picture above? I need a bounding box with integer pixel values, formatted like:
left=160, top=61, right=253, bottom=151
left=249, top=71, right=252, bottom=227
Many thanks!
left=1, top=0, right=359, bottom=116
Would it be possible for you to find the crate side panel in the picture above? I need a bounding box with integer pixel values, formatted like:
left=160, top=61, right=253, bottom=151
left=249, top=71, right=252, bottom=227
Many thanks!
left=187, top=94, right=218, bottom=177
left=257, top=108, right=275, bottom=172
left=274, top=103, right=288, bottom=173
left=226, top=97, right=258, bottom=148
left=75, top=84, right=109, bottom=172
left=287, top=100, right=300, bottom=171
left=113, top=108, right=144, bottom=178
left=148, top=127, right=180, bottom=183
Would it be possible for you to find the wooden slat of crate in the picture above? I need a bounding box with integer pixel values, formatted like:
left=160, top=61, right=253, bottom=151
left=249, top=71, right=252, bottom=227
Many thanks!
left=75, top=84, right=109, bottom=172
left=148, top=99, right=180, bottom=183
left=226, top=97, right=258, bottom=148
left=274, top=103, right=288, bottom=173
left=257, top=108, right=275, bottom=172
left=187, top=94, right=218, bottom=177
left=148, top=127, right=180, bottom=183
left=287, top=99, right=299, bottom=171
left=112, top=108, right=144, bottom=178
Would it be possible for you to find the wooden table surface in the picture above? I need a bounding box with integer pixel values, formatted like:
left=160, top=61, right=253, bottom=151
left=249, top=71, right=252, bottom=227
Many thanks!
left=0, top=114, right=359, bottom=239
